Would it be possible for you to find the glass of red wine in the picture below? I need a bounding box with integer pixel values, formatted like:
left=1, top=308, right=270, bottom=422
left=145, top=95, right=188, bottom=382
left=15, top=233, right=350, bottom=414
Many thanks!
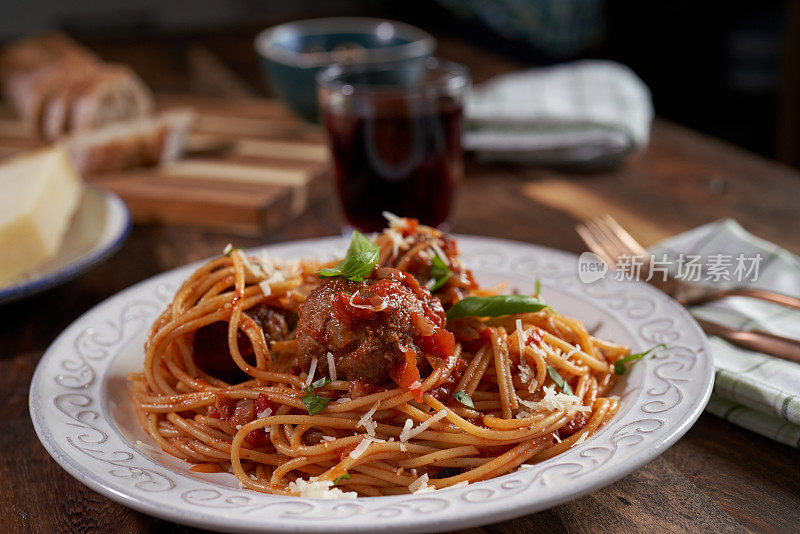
left=317, top=57, right=470, bottom=233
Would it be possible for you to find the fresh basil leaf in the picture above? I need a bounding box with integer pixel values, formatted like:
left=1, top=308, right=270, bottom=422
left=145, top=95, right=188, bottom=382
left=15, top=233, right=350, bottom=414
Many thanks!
left=446, top=295, right=550, bottom=320
left=429, top=252, right=452, bottom=292
left=317, top=230, right=379, bottom=282
left=303, top=376, right=331, bottom=394
left=546, top=365, right=573, bottom=395
left=301, top=394, right=330, bottom=415
left=432, top=467, right=461, bottom=479
left=614, top=344, right=667, bottom=375
left=453, top=390, right=475, bottom=409
left=333, top=473, right=349, bottom=484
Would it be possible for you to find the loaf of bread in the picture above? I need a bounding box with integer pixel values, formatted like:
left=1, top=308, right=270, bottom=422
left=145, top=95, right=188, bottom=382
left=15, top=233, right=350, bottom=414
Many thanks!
left=64, top=108, right=196, bottom=175
left=0, top=31, right=97, bottom=82
left=0, top=32, right=154, bottom=141
left=39, top=63, right=154, bottom=142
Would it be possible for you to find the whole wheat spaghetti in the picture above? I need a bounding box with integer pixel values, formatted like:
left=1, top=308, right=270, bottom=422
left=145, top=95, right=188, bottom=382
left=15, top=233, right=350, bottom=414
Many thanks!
left=130, top=216, right=631, bottom=498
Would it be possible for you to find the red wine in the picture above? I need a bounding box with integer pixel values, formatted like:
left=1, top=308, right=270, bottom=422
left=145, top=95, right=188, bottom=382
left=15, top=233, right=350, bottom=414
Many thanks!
left=324, top=97, right=463, bottom=233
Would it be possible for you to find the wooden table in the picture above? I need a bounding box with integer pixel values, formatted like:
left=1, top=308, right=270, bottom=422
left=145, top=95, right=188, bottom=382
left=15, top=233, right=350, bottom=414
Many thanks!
left=1, top=32, right=799, bottom=534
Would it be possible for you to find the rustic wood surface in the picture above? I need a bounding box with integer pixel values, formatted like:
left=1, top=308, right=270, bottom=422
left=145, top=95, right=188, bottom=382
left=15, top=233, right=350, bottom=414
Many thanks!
left=0, top=95, right=329, bottom=235
left=1, top=31, right=799, bottom=534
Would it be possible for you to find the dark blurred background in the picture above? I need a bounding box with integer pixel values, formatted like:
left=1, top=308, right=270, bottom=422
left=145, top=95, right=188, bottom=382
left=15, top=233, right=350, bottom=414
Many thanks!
left=3, top=0, right=797, bottom=168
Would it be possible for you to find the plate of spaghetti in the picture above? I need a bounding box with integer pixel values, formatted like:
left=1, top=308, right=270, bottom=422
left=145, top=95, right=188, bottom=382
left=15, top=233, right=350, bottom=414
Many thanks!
left=30, top=216, right=713, bottom=533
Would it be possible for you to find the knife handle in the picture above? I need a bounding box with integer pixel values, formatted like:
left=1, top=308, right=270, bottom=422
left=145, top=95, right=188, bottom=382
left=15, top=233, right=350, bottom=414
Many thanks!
left=696, top=318, right=800, bottom=364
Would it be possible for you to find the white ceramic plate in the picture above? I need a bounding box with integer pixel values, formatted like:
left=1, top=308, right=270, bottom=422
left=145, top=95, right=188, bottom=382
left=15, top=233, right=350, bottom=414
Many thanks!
left=29, top=236, right=713, bottom=533
left=0, top=187, right=131, bottom=305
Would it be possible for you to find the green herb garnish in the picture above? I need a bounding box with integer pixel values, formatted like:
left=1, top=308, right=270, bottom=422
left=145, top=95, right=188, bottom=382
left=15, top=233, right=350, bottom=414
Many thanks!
left=453, top=390, right=475, bottom=409
left=333, top=473, right=350, bottom=484
left=432, top=467, right=461, bottom=479
left=316, top=230, right=379, bottom=282
left=301, top=394, right=330, bottom=415
left=614, top=344, right=667, bottom=375
left=535, top=278, right=542, bottom=296
left=546, top=365, right=573, bottom=395
left=301, top=377, right=332, bottom=415
left=303, top=376, right=331, bottom=394
left=446, top=295, right=550, bottom=320
left=429, top=252, right=452, bottom=291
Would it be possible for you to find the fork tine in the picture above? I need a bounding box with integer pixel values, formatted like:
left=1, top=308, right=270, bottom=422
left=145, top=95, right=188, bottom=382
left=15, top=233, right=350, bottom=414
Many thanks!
left=576, top=223, right=617, bottom=267
left=585, top=218, right=630, bottom=265
left=601, top=215, right=649, bottom=256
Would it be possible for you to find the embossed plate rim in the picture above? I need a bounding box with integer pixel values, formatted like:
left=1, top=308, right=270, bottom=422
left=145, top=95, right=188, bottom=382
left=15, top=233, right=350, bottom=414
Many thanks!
left=30, top=235, right=713, bottom=533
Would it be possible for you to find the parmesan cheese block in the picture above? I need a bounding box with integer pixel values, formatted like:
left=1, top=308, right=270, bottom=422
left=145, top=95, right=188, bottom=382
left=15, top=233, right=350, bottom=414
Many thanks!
left=0, top=146, right=84, bottom=285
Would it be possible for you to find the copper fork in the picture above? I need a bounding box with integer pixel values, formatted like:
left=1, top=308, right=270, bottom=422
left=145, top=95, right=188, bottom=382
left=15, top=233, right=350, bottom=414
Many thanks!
left=576, top=215, right=800, bottom=363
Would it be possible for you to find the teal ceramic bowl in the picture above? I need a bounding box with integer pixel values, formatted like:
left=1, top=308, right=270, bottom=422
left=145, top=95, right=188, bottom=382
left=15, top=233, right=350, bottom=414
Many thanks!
left=254, top=17, right=435, bottom=122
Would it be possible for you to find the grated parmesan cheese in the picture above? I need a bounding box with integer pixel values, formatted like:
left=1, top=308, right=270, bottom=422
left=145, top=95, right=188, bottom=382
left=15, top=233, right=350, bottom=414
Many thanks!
left=552, top=432, right=562, bottom=443
left=517, top=464, right=536, bottom=471
left=335, top=397, right=351, bottom=404
left=573, top=432, right=588, bottom=445
left=349, top=438, right=372, bottom=459
left=399, top=410, right=447, bottom=442
left=326, top=352, right=337, bottom=381
left=357, top=401, right=380, bottom=437
left=257, top=407, right=273, bottom=419
left=287, top=477, right=357, bottom=499
left=305, top=357, right=317, bottom=387
left=258, top=280, right=272, bottom=296
left=349, top=436, right=385, bottom=459
left=384, top=227, right=413, bottom=258
left=236, top=250, right=266, bottom=281
left=527, top=379, right=539, bottom=394
left=517, top=386, right=591, bottom=413
left=382, top=211, right=407, bottom=229
left=223, top=243, right=233, bottom=255
left=515, top=320, right=533, bottom=384
left=409, top=473, right=433, bottom=493
left=321, top=435, right=336, bottom=442
left=450, top=481, right=469, bottom=488
left=400, top=419, right=413, bottom=441
left=430, top=243, right=449, bottom=265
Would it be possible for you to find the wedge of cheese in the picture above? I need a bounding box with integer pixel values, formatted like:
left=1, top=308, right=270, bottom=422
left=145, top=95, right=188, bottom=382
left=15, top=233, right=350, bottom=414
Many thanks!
left=0, top=146, right=84, bottom=286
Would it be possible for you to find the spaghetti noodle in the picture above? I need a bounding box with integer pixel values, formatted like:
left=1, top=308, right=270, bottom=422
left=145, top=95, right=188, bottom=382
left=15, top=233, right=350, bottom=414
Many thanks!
left=130, top=216, right=631, bottom=498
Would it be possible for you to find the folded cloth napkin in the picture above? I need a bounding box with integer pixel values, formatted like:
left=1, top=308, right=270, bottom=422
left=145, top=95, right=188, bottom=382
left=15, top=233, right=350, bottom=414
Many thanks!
left=464, top=60, right=653, bottom=167
left=650, top=220, right=800, bottom=448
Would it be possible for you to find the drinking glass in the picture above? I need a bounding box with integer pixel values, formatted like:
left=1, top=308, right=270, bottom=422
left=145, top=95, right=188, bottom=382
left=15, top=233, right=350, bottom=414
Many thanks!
left=317, top=57, right=470, bottom=233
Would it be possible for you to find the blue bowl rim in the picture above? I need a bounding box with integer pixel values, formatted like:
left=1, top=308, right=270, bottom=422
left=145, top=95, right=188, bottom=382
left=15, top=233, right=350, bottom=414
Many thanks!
left=254, top=17, right=436, bottom=69
left=316, top=56, right=471, bottom=95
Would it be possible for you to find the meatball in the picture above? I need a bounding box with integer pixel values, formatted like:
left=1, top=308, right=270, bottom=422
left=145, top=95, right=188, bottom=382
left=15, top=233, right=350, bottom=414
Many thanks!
left=296, top=268, right=453, bottom=389
left=193, top=303, right=291, bottom=383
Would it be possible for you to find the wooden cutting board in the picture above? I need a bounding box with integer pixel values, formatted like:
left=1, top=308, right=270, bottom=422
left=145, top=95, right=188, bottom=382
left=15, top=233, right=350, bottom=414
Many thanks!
left=0, top=94, right=332, bottom=235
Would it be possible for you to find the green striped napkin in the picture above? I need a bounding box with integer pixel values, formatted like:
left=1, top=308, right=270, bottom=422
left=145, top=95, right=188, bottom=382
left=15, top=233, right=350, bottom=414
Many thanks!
left=465, top=60, right=653, bottom=168
left=651, top=220, right=800, bottom=448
